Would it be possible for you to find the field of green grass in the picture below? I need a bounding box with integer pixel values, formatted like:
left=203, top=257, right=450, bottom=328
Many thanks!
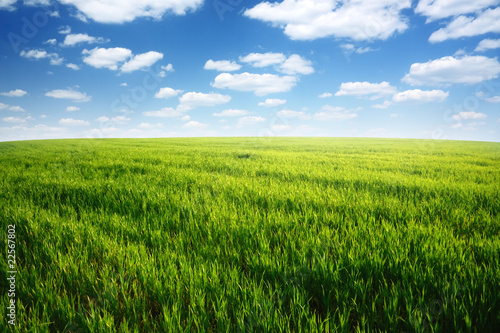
left=0, top=137, right=499, bottom=332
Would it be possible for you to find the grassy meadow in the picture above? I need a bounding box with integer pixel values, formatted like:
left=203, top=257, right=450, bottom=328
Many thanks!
left=0, top=137, right=499, bottom=332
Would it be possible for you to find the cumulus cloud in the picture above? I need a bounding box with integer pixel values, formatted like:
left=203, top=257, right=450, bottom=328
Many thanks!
left=66, top=106, right=80, bottom=112
left=121, top=51, right=164, bottom=72
left=237, top=116, right=266, bottom=128
left=82, top=47, right=163, bottom=73
left=318, top=92, right=332, bottom=98
left=143, top=107, right=187, bottom=118
left=313, top=105, right=358, bottom=121
left=279, top=54, right=314, bottom=75
left=239, top=52, right=286, bottom=67
left=45, top=88, right=91, bottom=102
left=178, top=92, right=231, bottom=108
left=402, top=55, right=500, bottom=85
left=429, top=8, right=500, bottom=42
left=340, top=44, right=376, bottom=55
left=0, top=103, right=25, bottom=112
left=392, top=89, right=449, bottom=103
left=62, top=33, right=108, bottom=46
left=244, top=0, right=411, bottom=41
left=2, top=116, right=34, bottom=124
left=57, top=0, right=204, bottom=23
left=212, top=72, right=298, bottom=96
left=335, top=81, right=396, bottom=99
left=415, top=0, right=499, bottom=21
left=66, top=63, right=81, bottom=70
left=239, top=52, right=314, bottom=75
left=58, top=118, right=90, bottom=126
left=138, top=122, right=163, bottom=129
left=213, top=109, right=248, bottom=117
left=452, top=111, right=487, bottom=120
left=277, top=110, right=311, bottom=120
left=475, top=38, right=500, bottom=52
left=204, top=60, right=241, bottom=71
left=155, top=87, right=183, bottom=99
left=20, top=49, right=64, bottom=65
left=0, top=0, right=17, bottom=11
left=258, top=98, right=287, bottom=107
left=183, top=120, right=208, bottom=129
left=82, top=47, right=132, bottom=70
left=486, top=96, right=500, bottom=103
left=0, top=89, right=27, bottom=97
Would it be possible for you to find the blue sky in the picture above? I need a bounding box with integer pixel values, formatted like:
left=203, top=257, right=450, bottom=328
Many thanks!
left=0, top=0, right=499, bottom=142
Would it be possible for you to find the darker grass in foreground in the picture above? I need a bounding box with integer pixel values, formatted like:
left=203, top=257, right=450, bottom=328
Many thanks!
left=0, top=137, right=499, bottom=332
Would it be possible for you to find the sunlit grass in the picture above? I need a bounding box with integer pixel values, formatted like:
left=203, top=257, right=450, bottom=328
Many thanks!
left=1, top=137, right=499, bottom=332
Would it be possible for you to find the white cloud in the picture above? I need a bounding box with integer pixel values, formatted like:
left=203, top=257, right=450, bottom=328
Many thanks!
left=212, top=72, right=298, bottom=96
left=178, top=92, right=231, bottom=108
left=475, top=38, right=500, bottom=52
left=96, top=116, right=109, bottom=122
left=58, top=118, right=90, bottom=126
left=415, top=0, right=499, bottom=21
left=277, top=110, right=311, bottom=120
left=121, top=51, right=164, bottom=72
left=155, top=87, right=183, bottom=99
left=429, top=8, right=500, bottom=42
left=2, top=116, right=33, bottom=124
left=258, top=98, right=287, bottom=107
left=204, top=59, right=241, bottom=71
left=0, top=103, right=25, bottom=112
left=110, top=116, right=130, bottom=124
left=340, top=43, right=376, bottom=55
left=183, top=120, right=208, bottom=129
left=390, top=113, right=398, bottom=117
left=392, top=89, right=449, bottom=103
left=66, top=63, right=81, bottom=70
left=239, top=52, right=314, bottom=75
left=279, top=54, right=314, bottom=75
left=66, top=106, right=80, bottom=112
left=57, top=0, right=204, bottom=23
left=0, top=0, right=16, bottom=11
left=486, top=96, right=500, bottom=103
left=143, top=107, right=186, bottom=118
left=44, top=39, right=57, bottom=45
left=372, top=100, right=392, bottom=109
left=272, top=124, right=291, bottom=131
left=402, top=55, right=500, bottom=85
left=45, top=88, right=91, bottom=102
left=313, top=105, right=358, bottom=121
left=318, top=92, right=332, bottom=98
left=213, top=109, right=248, bottom=117
left=335, top=81, right=396, bottom=99
left=0, top=89, right=27, bottom=97
left=138, top=122, right=163, bottom=129
left=237, top=116, right=266, bottom=128
left=158, top=64, right=174, bottom=77
left=20, top=49, right=64, bottom=65
left=82, top=47, right=132, bottom=70
left=452, top=111, right=487, bottom=120
left=58, top=25, right=71, bottom=34
left=239, top=52, right=286, bottom=67
left=244, top=0, right=411, bottom=41
left=62, top=33, right=107, bottom=46
left=120, top=83, right=128, bottom=87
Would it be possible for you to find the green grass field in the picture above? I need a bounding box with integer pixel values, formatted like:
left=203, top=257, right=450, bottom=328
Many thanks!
left=1, top=137, right=499, bottom=332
